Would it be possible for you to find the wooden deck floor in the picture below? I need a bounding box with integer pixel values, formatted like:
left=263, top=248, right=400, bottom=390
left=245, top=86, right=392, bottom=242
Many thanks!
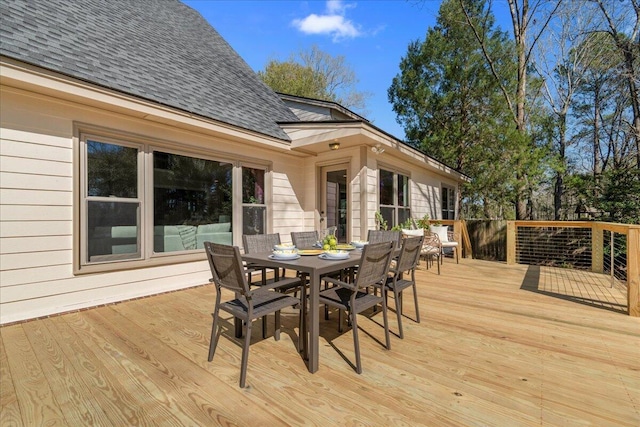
left=1, top=258, right=639, bottom=426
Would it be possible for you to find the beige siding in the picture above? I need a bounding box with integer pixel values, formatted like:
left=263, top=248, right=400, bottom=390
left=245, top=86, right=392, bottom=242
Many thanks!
left=286, top=104, right=331, bottom=121
left=0, top=86, right=306, bottom=324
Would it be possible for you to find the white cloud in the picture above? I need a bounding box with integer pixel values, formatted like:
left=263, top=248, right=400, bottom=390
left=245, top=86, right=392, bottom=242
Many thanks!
left=292, top=1, right=361, bottom=42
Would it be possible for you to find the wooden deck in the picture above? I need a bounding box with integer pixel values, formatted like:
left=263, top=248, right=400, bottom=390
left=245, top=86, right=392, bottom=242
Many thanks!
left=1, top=258, right=639, bottom=426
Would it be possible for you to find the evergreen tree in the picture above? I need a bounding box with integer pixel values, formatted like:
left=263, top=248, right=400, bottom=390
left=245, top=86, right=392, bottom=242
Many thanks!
left=389, top=0, right=520, bottom=218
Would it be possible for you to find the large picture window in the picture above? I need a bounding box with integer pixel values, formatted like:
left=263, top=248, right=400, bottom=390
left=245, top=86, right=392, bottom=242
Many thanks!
left=153, top=151, right=233, bottom=253
left=79, top=130, right=269, bottom=269
left=379, top=169, right=410, bottom=228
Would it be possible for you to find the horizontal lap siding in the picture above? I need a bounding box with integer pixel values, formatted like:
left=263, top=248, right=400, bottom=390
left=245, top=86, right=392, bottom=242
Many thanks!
left=271, top=160, right=305, bottom=244
left=1, top=88, right=285, bottom=323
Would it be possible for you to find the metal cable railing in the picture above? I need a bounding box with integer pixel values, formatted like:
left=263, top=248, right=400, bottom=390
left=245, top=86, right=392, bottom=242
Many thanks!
left=507, top=221, right=638, bottom=316
left=515, top=226, right=593, bottom=270
left=603, top=230, right=628, bottom=284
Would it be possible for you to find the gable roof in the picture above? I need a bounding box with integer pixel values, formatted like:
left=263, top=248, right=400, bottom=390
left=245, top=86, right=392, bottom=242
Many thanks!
left=277, top=93, right=369, bottom=122
left=0, top=0, right=298, bottom=141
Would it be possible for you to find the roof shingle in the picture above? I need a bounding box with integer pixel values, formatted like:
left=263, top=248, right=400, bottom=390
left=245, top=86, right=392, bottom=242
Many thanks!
left=0, top=0, right=298, bottom=140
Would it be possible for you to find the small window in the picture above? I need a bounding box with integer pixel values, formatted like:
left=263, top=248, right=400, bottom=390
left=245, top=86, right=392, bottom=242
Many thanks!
left=442, top=186, right=455, bottom=219
left=242, top=166, right=266, bottom=235
left=379, top=169, right=410, bottom=228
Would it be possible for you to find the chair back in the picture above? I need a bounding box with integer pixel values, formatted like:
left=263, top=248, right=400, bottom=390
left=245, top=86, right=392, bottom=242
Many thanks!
left=422, top=232, right=441, bottom=254
left=204, top=242, right=250, bottom=296
left=430, top=225, right=450, bottom=243
left=395, top=235, right=423, bottom=273
left=367, top=229, right=401, bottom=247
left=243, top=233, right=281, bottom=254
left=291, top=231, right=319, bottom=249
left=354, top=241, right=395, bottom=290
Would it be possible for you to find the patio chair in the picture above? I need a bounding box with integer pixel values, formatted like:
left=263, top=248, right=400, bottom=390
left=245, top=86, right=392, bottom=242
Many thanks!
left=430, top=226, right=459, bottom=264
left=291, top=230, right=338, bottom=319
left=367, top=229, right=402, bottom=248
left=243, top=233, right=297, bottom=289
left=384, top=235, right=423, bottom=338
left=204, top=242, right=302, bottom=388
left=243, top=233, right=306, bottom=337
left=318, top=241, right=395, bottom=374
left=421, top=232, right=441, bottom=274
left=290, top=231, right=319, bottom=249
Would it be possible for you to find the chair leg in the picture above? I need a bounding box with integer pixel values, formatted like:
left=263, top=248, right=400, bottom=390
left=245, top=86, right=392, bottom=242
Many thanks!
left=338, top=309, right=343, bottom=333
left=208, top=298, right=221, bottom=362
left=208, top=311, right=220, bottom=362
left=239, top=319, right=252, bottom=388
left=413, top=283, right=421, bottom=323
left=395, top=289, right=404, bottom=339
left=350, top=311, right=362, bottom=374
left=274, top=310, right=281, bottom=341
left=381, top=297, right=391, bottom=350
left=262, top=316, right=268, bottom=339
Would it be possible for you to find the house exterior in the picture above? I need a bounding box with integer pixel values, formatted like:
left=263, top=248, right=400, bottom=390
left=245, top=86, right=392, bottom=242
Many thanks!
left=0, top=0, right=468, bottom=324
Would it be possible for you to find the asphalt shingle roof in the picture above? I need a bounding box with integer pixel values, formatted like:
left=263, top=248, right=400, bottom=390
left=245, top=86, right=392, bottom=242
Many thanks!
left=0, top=0, right=298, bottom=141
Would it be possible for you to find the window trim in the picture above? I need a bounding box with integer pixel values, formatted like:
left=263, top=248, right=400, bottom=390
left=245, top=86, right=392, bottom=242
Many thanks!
left=377, top=166, right=411, bottom=228
left=73, top=124, right=272, bottom=274
left=239, top=163, right=271, bottom=236
left=441, top=184, right=456, bottom=220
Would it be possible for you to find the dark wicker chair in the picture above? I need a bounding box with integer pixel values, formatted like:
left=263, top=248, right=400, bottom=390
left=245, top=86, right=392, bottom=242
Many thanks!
left=318, top=241, right=395, bottom=374
left=384, top=235, right=423, bottom=338
left=204, top=242, right=302, bottom=388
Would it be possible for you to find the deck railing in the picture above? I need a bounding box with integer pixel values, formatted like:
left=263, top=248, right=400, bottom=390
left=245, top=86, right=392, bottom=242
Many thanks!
left=506, top=221, right=640, bottom=316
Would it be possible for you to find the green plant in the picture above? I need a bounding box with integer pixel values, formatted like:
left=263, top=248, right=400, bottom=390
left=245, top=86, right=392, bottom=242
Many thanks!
left=431, top=219, right=443, bottom=227
left=416, top=214, right=430, bottom=229
left=375, top=211, right=388, bottom=230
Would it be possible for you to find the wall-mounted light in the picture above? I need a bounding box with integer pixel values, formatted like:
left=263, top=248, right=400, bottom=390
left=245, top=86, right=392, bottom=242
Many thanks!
left=329, top=141, right=340, bottom=150
left=371, top=144, right=385, bottom=154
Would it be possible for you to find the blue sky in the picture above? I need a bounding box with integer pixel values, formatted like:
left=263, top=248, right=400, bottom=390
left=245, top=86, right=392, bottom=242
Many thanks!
left=183, top=0, right=513, bottom=141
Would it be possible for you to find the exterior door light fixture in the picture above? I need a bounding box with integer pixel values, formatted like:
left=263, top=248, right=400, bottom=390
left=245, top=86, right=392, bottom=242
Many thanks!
left=329, top=141, right=340, bottom=150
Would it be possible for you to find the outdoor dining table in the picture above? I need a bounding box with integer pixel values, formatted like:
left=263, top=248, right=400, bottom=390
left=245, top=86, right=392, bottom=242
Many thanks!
left=242, top=250, right=362, bottom=373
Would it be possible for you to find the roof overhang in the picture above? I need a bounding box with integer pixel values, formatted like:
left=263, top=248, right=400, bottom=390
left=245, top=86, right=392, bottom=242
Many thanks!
left=279, top=120, right=470, bottom=182
left=1, top=57, right=299, bottom=153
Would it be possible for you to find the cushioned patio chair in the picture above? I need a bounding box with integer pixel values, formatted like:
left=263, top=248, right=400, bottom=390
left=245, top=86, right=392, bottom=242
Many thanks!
left=204, top=242, right=302, bottom=388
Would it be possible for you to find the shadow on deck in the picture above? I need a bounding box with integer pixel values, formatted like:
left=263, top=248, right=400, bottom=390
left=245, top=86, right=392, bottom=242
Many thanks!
left=520, top=265, right=628, bottom=314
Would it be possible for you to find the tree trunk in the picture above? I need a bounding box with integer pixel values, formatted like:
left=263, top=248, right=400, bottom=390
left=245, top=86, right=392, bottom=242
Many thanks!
left=554, top=117, right=567, bottom=220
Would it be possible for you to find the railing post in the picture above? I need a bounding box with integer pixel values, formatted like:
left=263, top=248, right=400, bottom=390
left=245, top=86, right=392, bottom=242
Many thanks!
left=592, top=222, right=603, bottom=274
left=628, top=227, right=640, bottom=317
left=507, top=221, right=516, bottom=265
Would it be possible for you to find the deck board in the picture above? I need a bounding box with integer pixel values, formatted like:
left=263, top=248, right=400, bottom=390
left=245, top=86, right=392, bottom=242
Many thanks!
left=1, top=258, right=638, bottom=426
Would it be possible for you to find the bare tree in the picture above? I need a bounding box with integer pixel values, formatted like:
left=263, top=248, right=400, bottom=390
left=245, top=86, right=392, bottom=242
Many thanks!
left=593, top=0, right=640, bottom=168
left=459, top=0, right=563, bottom=219
left=533, top=2, right=598, bottom=219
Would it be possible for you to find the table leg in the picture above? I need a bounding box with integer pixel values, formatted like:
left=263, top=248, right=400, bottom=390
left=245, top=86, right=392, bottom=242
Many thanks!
left=309, top=271, right=320, bottom=373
